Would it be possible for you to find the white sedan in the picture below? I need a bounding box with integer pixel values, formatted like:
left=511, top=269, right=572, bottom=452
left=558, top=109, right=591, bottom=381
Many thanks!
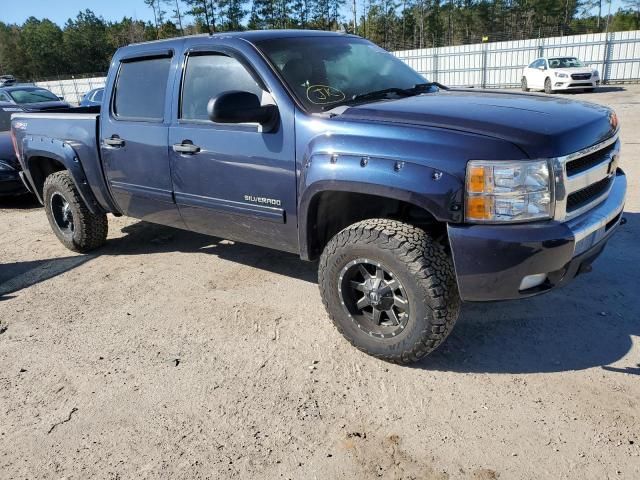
left=521, top=57, right=600, bottom=94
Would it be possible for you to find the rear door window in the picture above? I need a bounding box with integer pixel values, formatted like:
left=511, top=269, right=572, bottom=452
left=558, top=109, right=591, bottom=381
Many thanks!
left=114, top=56, right=172, bottom=121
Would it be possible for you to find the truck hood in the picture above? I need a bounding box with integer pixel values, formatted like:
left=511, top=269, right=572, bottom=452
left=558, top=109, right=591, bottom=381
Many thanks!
left=339, top=90, right=615, bottom=158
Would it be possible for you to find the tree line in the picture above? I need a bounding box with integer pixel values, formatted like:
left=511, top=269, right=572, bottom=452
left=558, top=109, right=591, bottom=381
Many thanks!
left=0, top=0, right=638, bottom=80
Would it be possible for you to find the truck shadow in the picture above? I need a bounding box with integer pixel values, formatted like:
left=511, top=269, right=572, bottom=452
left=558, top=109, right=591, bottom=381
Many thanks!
left=105, top=221, right=318, bottom=284
left=0, top=220, right=314, bottom=301
left=421, top=211, right=640, bottom=375
left=0, top=194, right=41, bottom=210
left=0, top=256, right=93, bottom=300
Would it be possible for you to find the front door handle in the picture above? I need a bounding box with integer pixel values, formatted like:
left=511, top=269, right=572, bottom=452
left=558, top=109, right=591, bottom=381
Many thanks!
left=172, top=141, right=201, bottom=155
left=104, top=135, right=125, bottom=147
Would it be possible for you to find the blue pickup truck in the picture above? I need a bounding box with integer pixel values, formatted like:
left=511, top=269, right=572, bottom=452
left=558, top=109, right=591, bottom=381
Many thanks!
left=10, top=30, right=626, bottom=363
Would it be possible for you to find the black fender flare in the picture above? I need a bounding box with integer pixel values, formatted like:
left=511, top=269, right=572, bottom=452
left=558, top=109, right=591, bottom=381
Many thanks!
left=23, top=136, right=103, bottom=214
left=297, top=152, right=464, bottom=260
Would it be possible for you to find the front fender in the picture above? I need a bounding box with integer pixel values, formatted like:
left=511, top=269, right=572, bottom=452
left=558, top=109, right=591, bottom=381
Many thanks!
left=23, top=136, right=103, bottom=214
left=298, top=150, right=464, bottom=259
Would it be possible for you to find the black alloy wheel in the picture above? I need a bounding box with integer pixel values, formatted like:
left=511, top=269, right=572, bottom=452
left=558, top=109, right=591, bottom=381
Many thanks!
left=338, top=258, right=410, bottom=339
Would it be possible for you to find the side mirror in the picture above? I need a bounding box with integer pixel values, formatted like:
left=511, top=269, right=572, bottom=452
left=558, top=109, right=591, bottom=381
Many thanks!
left=207, top=91, right=278, bottom=131
left=58, top=96, right=65, bottom=101
left=538, top=66, right=546, bottom=71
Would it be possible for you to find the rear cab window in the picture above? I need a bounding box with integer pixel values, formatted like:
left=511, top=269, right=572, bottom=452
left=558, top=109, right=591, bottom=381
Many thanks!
left=113, top=55, right=172, bottom=121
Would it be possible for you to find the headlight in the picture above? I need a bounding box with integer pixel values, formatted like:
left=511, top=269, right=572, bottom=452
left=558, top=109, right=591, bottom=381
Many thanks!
left=465, top=159, right=553, bottom=223
left=0, top=160, right=15, bottom=172
left=554, top=72, right=568, bottom=78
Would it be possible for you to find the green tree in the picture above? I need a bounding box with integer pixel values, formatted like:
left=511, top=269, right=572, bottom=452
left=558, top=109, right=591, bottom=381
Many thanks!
left=18, top=17, right=66, bottom=79
left=219, top=0, right=247, bottom=29
left=63, top=10, right=111, bottom=74
left=185, top=0, right=218, bottom=32
left=0, top=23, right=24, bottom=77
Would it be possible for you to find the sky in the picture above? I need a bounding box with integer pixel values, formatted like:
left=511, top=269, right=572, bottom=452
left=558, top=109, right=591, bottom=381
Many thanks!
left=1, top=0, right=628, bottom=27
left=2, top=0, right=157, bottom=26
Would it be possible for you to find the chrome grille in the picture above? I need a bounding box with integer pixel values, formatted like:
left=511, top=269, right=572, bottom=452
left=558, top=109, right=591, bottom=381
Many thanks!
left=571, top=73, right=592, bottom=80
left=553, top=134, right=619, bottom=221
left=566, top=176, right=613, bottom=213
left=566, top=142, right=616, bottom=176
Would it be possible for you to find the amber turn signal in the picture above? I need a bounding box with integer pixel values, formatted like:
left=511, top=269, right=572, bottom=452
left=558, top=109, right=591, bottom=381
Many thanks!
left=466, top=196, right=492, bottom=220
left=467, top=166, right=487, bottom=193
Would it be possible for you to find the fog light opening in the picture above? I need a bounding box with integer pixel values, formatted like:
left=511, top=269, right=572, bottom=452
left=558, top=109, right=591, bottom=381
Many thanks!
left=519, top=273, right=548, bottom=291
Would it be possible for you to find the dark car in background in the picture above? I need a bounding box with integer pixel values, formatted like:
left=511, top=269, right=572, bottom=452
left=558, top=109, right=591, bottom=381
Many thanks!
left=0, top=85, right=69, bottom=110
left=80, top=88, right=104, bottom=107
left=0, top=75, right=17, bottom=87
left=0, top=101, right=27, bottom=196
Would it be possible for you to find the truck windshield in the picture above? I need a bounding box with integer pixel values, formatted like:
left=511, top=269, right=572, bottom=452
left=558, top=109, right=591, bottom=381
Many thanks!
left=256, top=37, right=428, bottom=113
left=548, top=57, right=585, bottom=68
left=9, top=88, right=60, bottom=104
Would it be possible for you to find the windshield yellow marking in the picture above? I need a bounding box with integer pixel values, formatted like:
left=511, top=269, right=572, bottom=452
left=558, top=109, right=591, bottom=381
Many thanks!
left=306, top=85, right=346, bottom=105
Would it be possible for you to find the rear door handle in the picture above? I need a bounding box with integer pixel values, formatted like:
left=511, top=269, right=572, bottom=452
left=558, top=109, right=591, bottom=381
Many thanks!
left=172, top=142, right=201, bottom=155
left=104, top=135, right=125, bottom=147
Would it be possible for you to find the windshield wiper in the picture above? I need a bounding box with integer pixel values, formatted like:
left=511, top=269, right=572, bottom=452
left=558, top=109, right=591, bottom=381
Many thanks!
left=322, top=81, right=448, bottom=111
left=412, top=81, right=449, bottom=92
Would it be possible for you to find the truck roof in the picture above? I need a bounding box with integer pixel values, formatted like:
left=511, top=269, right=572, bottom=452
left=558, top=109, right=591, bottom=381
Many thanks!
left=127, top=29, right=357, bottom=47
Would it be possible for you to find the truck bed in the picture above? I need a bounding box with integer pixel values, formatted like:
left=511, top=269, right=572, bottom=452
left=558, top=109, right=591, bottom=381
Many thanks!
left=11, top=109, right=115, bottom=212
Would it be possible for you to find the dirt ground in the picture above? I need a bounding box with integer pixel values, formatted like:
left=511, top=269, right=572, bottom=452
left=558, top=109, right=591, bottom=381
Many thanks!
left=1, top=86, right=639, bottom=480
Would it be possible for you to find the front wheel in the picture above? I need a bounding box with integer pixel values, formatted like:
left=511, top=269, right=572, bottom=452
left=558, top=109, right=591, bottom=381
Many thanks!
left=318, top=219, right=460, bottom=364
left=43, top=171, right=108, bottom=252
left=544, top=77, right=554, bottom=94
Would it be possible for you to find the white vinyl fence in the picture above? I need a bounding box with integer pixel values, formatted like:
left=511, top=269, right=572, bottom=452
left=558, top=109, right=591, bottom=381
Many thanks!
left=34, top=76, right=106, bottom=105
left=394, top=30, right=640, bottom=88
left=33, top=30, right=640, bottom=103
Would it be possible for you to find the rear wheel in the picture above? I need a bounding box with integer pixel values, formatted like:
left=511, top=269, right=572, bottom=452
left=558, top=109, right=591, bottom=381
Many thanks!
left=521, top=77, right=529, bottom=92
left=318, top=219, right=460, bottom=364
left=43, top=171, right=108, bottom=252
left=544, top=77, right=554, bottom=94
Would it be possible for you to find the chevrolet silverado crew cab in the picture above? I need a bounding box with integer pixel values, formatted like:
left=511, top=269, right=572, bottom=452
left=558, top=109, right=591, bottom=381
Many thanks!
left=11, top=31, right=626, bottom=364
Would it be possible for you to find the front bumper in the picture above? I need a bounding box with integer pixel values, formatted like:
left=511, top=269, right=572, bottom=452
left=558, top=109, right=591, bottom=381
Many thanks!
left=0, top=170, right=27, bottom=196
left=448, top=169, right=626, bottom=301
left=553, top=79, right=599, bottom=90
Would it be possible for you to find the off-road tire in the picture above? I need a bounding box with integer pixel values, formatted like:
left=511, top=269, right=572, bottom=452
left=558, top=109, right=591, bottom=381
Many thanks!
left=318, top=219, right=460, bottom=364
left=43, top=171, right=108, bottom=252
left=544, top=77, right=554, bottom=94
left=521, top=77, right=529, bottom=92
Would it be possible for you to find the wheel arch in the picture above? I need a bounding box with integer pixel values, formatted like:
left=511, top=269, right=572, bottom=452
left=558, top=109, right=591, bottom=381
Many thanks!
left=299, top=181, right=454, bottom=261
left=23, top=139, right=103, bottom=214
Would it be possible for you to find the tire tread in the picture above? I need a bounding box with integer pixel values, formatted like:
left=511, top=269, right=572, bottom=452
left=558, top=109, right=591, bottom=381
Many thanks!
left=43, top=171, right=108, bottom=253
left=318, top=219, right=460, bottom=365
